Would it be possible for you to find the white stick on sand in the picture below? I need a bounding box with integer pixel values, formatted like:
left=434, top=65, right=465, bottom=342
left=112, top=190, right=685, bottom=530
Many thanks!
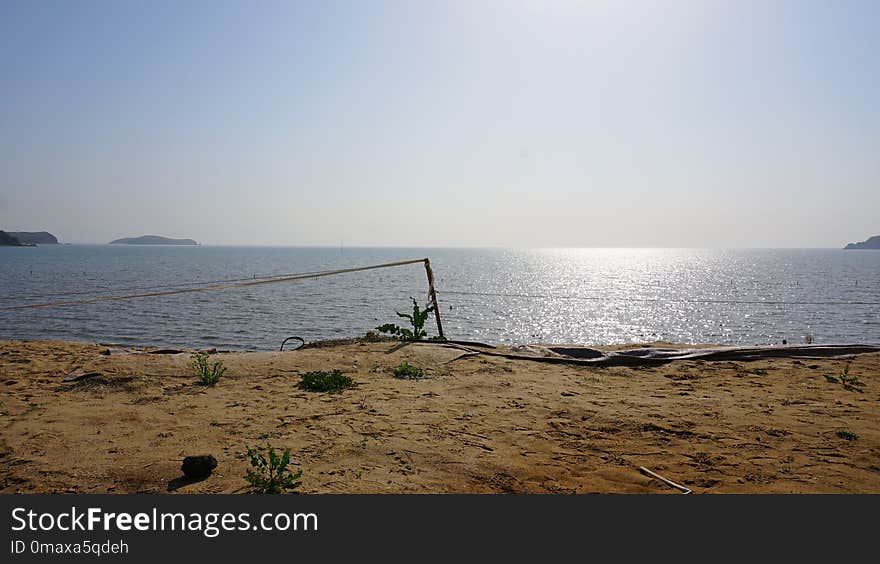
left=639, top=467, right=692, bottom=494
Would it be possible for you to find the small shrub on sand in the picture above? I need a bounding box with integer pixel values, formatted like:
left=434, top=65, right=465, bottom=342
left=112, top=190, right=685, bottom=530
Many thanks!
left=825, top=363, right=864, bottom=392
left=245, top=444, right=303, bottom=494
left=299, top=370, right=355, bottom=393
left=393, top=362, right=425, bottom=380
left=361, top=330, right=385, bottom=343
left=377, top=297, right=437, bottom=340
left=189, top=351, right=226, bottom=385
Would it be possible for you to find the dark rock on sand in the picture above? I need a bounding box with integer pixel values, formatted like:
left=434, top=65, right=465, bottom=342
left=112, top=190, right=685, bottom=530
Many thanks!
left=62, top=370, right=103, bottom=383
left=181, top=455, right=218, bottom=479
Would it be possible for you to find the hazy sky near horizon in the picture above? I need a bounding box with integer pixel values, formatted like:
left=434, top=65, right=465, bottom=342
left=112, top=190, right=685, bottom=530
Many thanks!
left=1, top=0, right=878, bottom=247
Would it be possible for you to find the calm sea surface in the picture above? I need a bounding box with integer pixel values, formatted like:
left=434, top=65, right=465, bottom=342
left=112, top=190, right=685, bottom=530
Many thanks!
left=1, top=246, right=878, bottom=350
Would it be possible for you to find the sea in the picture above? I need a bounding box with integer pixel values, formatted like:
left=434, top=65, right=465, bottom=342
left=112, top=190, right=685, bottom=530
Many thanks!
left=1, top=245, right=878, bottom=350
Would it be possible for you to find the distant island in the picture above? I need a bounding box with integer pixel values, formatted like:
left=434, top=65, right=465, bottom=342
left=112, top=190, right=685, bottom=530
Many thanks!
left=109, top=235, right=199, bottom=245
left=0, top=230, right=32, bottom=246
left=844, top=235, right=880, bottom=250
left=1, top=230, right=59, bottom=246
left=9, top=231, right=59, bottom=245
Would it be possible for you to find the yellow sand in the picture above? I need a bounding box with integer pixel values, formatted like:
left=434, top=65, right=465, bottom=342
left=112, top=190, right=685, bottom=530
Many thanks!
left=1, top=339, right=878, bottom=493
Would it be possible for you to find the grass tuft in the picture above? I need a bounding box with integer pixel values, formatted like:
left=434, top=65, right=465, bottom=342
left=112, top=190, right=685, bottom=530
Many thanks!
left=189, top=351, right=226, bottom=385
left=245, top=444, right=303, bottom=494
left=298, top=370, right=355, bottom=393
left=393, top=361, right=425, bottom=380
left=825, top=363, right=864, bottom=392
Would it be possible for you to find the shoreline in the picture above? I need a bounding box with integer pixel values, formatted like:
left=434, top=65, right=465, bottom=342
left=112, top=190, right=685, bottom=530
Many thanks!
left=2, top=338, right=878, bottom=494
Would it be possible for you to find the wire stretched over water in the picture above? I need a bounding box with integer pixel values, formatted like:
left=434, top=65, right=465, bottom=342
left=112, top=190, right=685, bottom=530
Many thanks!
left=0, top=268, right=343, bottom=302
left=4, top=263, right=878, bottom=311
left=436, top=289, right=880, bottom=307
left=0, top=258, right=428, bottom=311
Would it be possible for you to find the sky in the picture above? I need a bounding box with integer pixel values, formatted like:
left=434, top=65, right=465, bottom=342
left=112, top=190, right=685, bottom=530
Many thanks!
left=1, top=0, right=878, bottom=247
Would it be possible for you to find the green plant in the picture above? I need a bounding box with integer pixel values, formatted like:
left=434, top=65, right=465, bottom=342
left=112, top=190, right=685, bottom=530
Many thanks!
left=393, top=361, right=425, bottom=380
left=377, top=297, right=436, bottom=340
left=836, top=430, right=858, bottom=441
left=839, top=363, right=863, bottom=386
left=825, top=363, right=864, bottom=391
left=299, top=370, right=355, bottom=393
left=245, top=444, right=303, bottom=494
left=361, top=330, right=385, bottom=343
left=189, top=351, right=226, bottom=385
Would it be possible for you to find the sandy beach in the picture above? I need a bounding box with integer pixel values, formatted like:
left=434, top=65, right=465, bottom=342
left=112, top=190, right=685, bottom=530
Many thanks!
left=1, top=338, right=878, bottom=494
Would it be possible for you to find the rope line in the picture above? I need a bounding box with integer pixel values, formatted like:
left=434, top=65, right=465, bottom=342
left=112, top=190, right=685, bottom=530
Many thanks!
left=0, top=258, right=428, bottom=311
left=436, top=289, right=880, bottom=307
left=3, top=261, right=878, bottom=311
left=0, top=267, right=343, bottom=302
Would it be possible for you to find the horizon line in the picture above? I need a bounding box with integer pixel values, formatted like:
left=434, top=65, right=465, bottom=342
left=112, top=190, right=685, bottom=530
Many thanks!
left=12, top=242, right=856, bottom=250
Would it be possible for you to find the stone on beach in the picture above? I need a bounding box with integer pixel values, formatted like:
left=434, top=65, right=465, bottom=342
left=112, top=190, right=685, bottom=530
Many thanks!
left=181, top=455, right=218, bottom=479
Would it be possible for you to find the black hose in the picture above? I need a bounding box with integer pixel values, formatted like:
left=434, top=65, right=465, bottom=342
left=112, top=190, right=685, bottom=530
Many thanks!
left=280, top=336, right=305, bottom=351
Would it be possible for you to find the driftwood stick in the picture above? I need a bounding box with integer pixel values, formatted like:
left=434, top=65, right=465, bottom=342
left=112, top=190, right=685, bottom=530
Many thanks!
left=639, top=466, right=692, bottom=494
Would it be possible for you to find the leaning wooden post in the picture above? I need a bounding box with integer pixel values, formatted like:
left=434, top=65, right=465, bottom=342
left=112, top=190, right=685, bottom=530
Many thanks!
left=423, top=258, right=445, bottom=339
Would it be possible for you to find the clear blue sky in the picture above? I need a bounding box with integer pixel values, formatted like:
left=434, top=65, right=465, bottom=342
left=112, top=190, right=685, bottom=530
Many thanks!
left=1, top=0, right=877, bottom=246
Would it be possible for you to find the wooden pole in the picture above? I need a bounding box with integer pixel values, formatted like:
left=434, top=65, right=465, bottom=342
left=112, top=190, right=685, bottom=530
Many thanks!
left=423, top=258, right=445, bottom=339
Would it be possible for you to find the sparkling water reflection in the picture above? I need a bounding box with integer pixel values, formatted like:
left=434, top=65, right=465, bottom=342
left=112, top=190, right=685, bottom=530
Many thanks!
left=1, top=246, right=878, bottom=349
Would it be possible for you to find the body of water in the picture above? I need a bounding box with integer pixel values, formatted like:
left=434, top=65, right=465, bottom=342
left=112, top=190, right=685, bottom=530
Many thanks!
left=1, top=245, right=878, bottom=350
